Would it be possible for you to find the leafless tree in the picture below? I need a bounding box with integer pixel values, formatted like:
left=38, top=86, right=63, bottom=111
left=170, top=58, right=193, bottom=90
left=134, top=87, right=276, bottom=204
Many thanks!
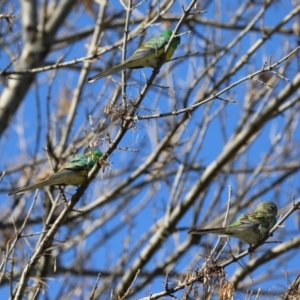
left=1, top=0, right=300, bottom=299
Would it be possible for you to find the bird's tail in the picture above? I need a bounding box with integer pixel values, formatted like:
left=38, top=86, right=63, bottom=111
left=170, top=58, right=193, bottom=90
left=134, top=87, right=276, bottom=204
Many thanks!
left=88, top=62, right=128, bottom=82
left=8, top=179, right=50, bottom=195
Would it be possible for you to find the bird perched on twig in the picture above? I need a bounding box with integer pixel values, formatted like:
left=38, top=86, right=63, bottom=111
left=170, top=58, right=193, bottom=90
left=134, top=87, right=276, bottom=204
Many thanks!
left=88, top=29, right=181, bottom=82
left=9, top=150, right=102, bottom=195
left=188, top=201, right=278, bottom=245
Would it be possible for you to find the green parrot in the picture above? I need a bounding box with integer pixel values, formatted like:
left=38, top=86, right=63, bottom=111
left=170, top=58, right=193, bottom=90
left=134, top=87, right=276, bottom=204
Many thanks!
left=88, top=29, right=181, bottom=82
left=9, top=150, right=102, bottom=195
left=188, top=201, right=278, bottom=245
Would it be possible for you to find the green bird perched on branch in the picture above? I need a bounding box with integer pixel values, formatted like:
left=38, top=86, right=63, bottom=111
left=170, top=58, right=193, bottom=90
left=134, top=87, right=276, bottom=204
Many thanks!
left=9, top=150, right=103, bottom=195
left=88, top=29, right=181, bottom=82
left=188, top=201, right=278, bottom=245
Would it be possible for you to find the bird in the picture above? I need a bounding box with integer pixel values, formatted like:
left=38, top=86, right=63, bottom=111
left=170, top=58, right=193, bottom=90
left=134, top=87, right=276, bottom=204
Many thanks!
left=88, top=29, right=181, bottom=82
left=9, top=150, right=103, bottom=195
left=188, top=201, right=278, bottom=245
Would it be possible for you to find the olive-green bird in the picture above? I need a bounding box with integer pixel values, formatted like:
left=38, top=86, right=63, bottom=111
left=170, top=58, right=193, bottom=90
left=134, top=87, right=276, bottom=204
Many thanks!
left=88, top=29, right=181, bottom=82
left=9, top=150, right=103, bottom=195
left=188, top=202, right=278, bottom=245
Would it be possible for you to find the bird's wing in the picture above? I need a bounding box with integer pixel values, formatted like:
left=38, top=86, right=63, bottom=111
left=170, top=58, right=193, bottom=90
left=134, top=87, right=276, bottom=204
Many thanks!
left=226, top=214, right=261, bottom=231
left=246, top=212, right=273, bottom=227
left=128, top=35, right=169, bottom=62
left=227, top=222, right=260, bottom=231
left=125, top=48, right=156, bottom=63
left=58, top=155, right=90, bottom=172
left=47, top=168, right=88, bottom=186
left=48, top=168, right=78, bottom=179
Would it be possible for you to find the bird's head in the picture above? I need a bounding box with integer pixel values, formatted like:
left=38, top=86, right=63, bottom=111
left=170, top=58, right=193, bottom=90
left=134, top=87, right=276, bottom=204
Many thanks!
left=256, top=201, right=278, bottom=216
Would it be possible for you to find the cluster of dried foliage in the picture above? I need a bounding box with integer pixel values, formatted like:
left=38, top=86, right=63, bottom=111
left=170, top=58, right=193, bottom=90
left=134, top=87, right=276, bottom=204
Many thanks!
left=1, top=0, right=300, bottom=299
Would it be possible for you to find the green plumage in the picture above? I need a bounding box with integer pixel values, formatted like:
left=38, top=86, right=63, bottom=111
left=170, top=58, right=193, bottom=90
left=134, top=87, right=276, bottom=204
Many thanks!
left=9, top=150, right=102, bottom=195
left=88, top=29, right=181, bottom=82
left=188, top=202, right=278, bottom=245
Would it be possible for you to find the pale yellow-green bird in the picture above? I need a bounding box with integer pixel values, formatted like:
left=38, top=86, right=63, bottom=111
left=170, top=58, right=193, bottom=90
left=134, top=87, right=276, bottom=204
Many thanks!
left=88, top=29, right=181, bottom=82
left=188, top=202, right=278, bottom=245
left=9, top=150, right=102, bottom=195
